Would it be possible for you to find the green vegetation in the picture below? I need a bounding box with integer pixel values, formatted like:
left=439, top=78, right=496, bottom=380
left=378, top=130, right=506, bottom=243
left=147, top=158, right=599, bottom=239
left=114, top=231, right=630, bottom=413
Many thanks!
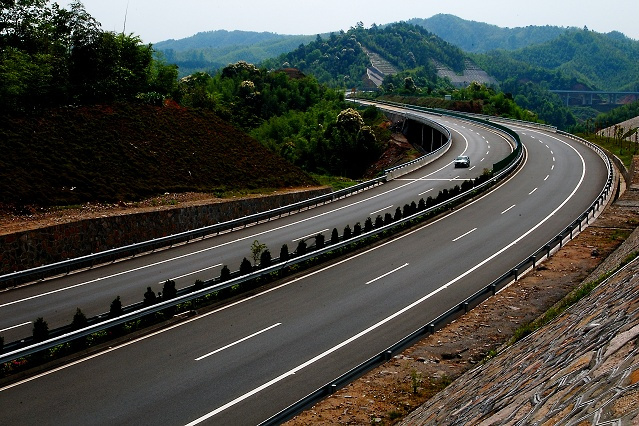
left=409, top=14, right=569, bottom=53
left=509, top=250, right=639, bottom=346
left=0, top=1, right=178, bottom=114
left=262, top=22, right=465, bottom=89
left=154, top=30, right=316, bottom=77
left=0, top=102, right=316, bottom=207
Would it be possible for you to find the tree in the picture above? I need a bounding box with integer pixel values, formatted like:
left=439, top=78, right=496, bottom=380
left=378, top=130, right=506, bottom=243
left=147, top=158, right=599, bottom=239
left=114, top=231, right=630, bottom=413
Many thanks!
left=109, top=296, right=123, bottom=318
left=161, top=280, right=177, bottom=301
left=250, top=240, right=267, bottom=266
left=259, top=249, right=272, bottom=268
left=315, top=233, right=325, bottom=250
left=364, top=217, right=373, bottom=232
left=279, top=244, right=290, bottom=262
left=32, top=317, right=49, bottom=342
left=331, top=228, right=339, bottom=244
left=220, top=265, right=231, bottom=281
left=343, top=224, right=352, bottom=239
left=71, top=308, right=88, bottom=330
left=240, top=257, right=253, bottom=275
left=143, top=287, right=157, bottom=306
left=394, top=207, right=402, bottom=221
left=296, top=239, right=307, bottom=256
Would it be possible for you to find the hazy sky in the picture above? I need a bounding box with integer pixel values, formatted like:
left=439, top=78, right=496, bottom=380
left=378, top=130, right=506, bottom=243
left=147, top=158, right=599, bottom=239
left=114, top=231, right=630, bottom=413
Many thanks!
left=64, top=0, right=638, bottom=44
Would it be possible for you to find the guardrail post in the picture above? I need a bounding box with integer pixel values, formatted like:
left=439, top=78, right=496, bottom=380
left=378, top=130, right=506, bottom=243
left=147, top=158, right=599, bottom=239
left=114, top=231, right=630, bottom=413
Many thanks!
left=429, top=324, right=435, bottom=334
left=463, top=302, right=469, bottom=313
left=384, top=350, right=392, bottom=360
left=328, top=384, right=337, bottom=394
left=491, top=284, right=497, bottom=295
left=558, top=234, right=564, bottom=248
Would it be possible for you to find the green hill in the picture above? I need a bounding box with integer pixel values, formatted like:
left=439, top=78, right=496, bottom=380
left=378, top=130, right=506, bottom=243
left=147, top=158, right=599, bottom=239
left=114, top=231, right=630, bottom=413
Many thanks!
left=408, top=14, right=569, bottom=53
left=504, top=29, right=639, bottom=91
left=0, top=103, right=317, bottom=208
left=153, top=30, right=316, bottom=76
left=262, top=22, right=466, bottom=88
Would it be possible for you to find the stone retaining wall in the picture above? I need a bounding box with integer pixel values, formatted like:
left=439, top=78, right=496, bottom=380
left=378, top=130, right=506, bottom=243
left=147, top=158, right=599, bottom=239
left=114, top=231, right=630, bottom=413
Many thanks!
left=0, top=188, right=329, bottom=276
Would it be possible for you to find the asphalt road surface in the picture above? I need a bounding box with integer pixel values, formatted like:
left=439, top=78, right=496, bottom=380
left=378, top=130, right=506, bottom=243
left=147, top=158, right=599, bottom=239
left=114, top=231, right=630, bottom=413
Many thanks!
left=0, top=109, right=609, bottom=425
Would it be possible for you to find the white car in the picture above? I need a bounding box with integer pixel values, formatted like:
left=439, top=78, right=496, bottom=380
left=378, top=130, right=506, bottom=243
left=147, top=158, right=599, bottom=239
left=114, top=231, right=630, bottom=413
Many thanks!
left=454, top=155, right=470, bottom=168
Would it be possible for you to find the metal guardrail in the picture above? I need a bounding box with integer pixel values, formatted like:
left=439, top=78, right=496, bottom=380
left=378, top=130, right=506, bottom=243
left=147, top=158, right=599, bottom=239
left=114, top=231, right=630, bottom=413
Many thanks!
left=259, top=125, right=614, bottom=426
left=0, top=113, right=517, bottom=364
left=0, top=106, right=454, bottom=289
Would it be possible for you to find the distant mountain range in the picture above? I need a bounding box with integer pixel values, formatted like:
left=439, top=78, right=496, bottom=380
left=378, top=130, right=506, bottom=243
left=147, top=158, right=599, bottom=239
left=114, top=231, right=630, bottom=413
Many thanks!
left=408, top=14, right=571, bottom=53
left=154, top=30, right=316, bottom=76
left=153, top=16, right=639, bottom=102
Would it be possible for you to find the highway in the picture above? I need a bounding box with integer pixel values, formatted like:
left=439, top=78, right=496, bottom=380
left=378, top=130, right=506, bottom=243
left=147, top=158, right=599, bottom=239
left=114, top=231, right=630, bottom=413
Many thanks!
left=0, top=108, right=609, bottom=425
left=0, top=112, right=511, bottom=343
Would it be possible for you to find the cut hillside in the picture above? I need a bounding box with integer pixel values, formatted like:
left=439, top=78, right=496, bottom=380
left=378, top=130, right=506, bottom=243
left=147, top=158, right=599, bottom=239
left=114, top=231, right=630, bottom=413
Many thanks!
left=0, top=103, right=317, bottom=209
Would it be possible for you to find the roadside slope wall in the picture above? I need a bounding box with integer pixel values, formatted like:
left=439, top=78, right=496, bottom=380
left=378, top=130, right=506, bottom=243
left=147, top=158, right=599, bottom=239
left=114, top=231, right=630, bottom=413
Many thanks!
left=0, top=188, right=329, bottom=276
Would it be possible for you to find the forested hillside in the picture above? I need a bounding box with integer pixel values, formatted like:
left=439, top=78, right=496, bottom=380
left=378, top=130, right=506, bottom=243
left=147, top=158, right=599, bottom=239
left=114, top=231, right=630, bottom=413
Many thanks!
left=409, top=14, right=568, bottom=53
left=0, top=103, right=317, bottom=207
left=0, top=1, right=319, bottom=209
left=501, top=29, right=639, bottom=91
left=262, top=22, right=466, bottom=89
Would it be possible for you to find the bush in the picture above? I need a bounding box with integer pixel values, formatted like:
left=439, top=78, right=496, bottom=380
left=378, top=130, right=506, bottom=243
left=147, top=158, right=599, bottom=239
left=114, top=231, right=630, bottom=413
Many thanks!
left=418, top=198, right=426, bottom=211
left=296, top=239, right=307, bottom=256
left=353, top=222, right=362, bottom=236
left=343, top=224, right=352, bottom=239
left=280, top=244, right=290, bottom=262
left=194, top=279, right=204, bottom=290
left=32, top=317, right=49, bottom=343
left=260, top=249, right=272, bottom=268
left=394, top=207, right=402, bottom=221
left=375, top=215, right=384, bottom=228
left=403, top=204, right=411, bottom=217
left=331, top=228, right=339, bottom=244
left=315, top=234, right=325, bottom=250
left=384, top=212, right=393, bottom=225
left=364, top=217, right=373, bottom=232
left=143, top=287, right=157, bottom=306
left=109, top=296, right=123, bottom=318
left=240, top=257, right=253, bottom=275
left=162, top=280, right=177, bottom=300
left=72, top=308, right=88, bottom=330
left=220, top=265, right=231, bottom=281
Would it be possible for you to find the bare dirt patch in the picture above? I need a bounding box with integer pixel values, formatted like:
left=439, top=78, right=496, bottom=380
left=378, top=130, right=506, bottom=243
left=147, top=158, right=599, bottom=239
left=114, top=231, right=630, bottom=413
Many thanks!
left=0, top=188, right=316, bottom=236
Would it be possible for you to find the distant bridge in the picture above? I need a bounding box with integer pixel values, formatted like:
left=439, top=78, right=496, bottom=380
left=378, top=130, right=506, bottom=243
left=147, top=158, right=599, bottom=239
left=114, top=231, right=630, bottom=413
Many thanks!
left=550, top=90, right=639, bottom=106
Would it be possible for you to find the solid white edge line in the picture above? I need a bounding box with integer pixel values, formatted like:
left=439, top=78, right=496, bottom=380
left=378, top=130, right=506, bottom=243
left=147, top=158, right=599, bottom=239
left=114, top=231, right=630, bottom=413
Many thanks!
left=4, top=124, right=589, bottom=424
left=195, top=323, right=282, bottom=361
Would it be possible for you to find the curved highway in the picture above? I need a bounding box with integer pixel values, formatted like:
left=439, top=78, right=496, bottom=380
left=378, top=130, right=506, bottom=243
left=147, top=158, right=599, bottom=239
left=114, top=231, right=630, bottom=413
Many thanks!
left=0, top=113, right=511, bottom=342
left=0, top=108, right=609, bottom=425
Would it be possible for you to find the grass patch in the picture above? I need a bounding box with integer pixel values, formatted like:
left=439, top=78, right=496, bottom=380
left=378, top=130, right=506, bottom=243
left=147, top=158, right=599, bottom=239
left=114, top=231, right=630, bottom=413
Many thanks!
left=310, top=174, right=359, bottom=191
left=577, top=133, right=636, bottom=169
left=509, top=250, right=639, bottom=346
